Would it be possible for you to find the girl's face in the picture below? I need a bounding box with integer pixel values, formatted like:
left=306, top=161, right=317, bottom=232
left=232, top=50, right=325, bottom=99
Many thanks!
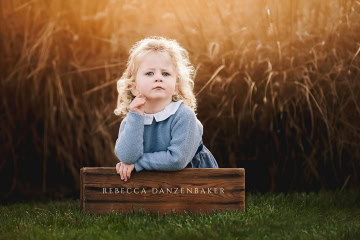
left=132, top=51, right=177, bottom=102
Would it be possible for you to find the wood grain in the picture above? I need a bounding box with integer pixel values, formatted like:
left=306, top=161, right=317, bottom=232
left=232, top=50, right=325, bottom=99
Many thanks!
left=81, top=167, right=245, bottom=214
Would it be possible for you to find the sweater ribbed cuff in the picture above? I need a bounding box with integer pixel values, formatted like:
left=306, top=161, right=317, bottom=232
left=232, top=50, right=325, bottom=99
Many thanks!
left=128, top=111, right=144, bottom=123
left=134, top=162, right=143, bottom=172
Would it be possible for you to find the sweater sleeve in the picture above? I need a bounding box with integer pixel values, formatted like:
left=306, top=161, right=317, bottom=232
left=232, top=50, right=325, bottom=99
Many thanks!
left=114, top=111, right=144, bottom=164
left=134, top=107, right=202, bottom=172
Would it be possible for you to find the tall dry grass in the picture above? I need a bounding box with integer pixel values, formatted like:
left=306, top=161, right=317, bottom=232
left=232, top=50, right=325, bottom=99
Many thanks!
left=1, top=0, right=359, bottom=197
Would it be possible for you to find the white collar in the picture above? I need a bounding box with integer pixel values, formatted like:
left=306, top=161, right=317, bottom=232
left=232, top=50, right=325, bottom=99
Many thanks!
left=143, top=100, right=184, bottom=125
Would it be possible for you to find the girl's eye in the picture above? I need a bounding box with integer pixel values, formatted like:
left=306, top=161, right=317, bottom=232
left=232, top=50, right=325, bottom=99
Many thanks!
left=145, top=72, right=170, bottom=76
left=163, top=72, right=170, bottom=76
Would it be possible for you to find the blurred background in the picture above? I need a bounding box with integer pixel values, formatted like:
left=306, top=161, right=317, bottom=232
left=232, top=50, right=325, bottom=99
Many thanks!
left=1, top=0, right=360, bottom=201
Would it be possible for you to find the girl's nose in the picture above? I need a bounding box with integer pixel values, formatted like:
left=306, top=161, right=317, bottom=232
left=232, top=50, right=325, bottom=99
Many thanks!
left=154, top=72, right=163, bottom=82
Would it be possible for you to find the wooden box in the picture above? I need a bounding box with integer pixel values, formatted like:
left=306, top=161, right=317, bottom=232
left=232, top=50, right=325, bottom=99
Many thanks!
left=80, top=167, right=245, bottom=214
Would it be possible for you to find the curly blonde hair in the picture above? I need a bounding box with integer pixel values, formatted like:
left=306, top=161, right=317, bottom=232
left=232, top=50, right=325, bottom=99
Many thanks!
left=114, top=36, right=197, bottom=118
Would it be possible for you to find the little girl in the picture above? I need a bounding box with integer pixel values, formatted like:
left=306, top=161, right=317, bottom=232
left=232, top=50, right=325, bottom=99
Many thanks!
left=113, top=36, right=218, bottom=181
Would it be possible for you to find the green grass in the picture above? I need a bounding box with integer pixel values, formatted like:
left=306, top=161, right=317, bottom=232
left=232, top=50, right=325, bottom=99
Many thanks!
left=1, top=190, right=359, bottom=240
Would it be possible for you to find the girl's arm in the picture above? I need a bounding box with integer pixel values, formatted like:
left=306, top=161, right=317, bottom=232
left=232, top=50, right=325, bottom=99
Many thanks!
left=114, top=111, right=144, bottom=164
left=133, top=107, right=202, bottom=171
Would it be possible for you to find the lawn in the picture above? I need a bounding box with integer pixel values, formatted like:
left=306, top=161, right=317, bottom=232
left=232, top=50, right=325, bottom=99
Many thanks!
left=1, top=190, right=359, bottom=240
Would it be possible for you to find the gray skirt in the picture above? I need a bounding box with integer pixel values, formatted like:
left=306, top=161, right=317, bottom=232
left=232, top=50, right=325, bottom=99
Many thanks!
left=186, top=141, right=219, bottom=168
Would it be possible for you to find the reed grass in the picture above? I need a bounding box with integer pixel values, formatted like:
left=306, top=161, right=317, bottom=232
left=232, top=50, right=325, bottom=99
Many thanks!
left=1, top=0, right=360, bottom=197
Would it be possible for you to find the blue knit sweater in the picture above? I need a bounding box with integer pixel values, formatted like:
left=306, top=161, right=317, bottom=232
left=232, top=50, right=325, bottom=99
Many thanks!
left=114, top=100, right=203, bottom=172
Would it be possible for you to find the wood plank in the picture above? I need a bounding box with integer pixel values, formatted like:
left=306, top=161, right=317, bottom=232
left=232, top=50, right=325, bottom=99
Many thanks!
left=80, top=168, right=83, bottom=210
left=80, top=168, right=245, bottom=214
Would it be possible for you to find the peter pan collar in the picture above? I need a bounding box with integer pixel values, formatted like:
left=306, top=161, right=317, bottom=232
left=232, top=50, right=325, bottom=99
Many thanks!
left=143, top=100, right=184, bottom=125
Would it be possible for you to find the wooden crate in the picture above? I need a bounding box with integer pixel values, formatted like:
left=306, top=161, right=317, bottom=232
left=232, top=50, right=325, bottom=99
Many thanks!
left=80, top=167, right=245, bottom=214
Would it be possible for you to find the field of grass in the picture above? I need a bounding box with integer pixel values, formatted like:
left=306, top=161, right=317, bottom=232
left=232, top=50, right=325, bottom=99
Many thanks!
left=1, top=0, right=360, bottom=197
left=1, top=190, right=359, bottom=239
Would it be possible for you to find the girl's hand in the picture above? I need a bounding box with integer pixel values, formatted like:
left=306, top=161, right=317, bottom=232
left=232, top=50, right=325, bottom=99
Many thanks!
left=116, top=162, right=135, bottom=182
left=128, top=94, right=146, bottom=114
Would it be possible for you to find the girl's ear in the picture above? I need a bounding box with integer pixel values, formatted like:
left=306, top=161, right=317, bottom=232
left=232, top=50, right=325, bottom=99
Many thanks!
left=130, top=84, right=139, bottom=96
left=173, top=85, right=179, bottom=96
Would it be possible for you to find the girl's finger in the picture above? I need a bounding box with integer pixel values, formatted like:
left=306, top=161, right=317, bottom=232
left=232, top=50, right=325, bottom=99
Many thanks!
left=135, top=101, right=145, bottom=108
left=136, top=100, right=144, bottom=106
left=116, top=162, right=120, bottom=173
left=138, top=96, right=146, bottom=102
left=119, top=164, right=124, bottom=180
left=138, top=94, right=146, bottom=101
left=126, top=168, right=131, bottom=180
left=122, top=167, right=127, bottom=181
